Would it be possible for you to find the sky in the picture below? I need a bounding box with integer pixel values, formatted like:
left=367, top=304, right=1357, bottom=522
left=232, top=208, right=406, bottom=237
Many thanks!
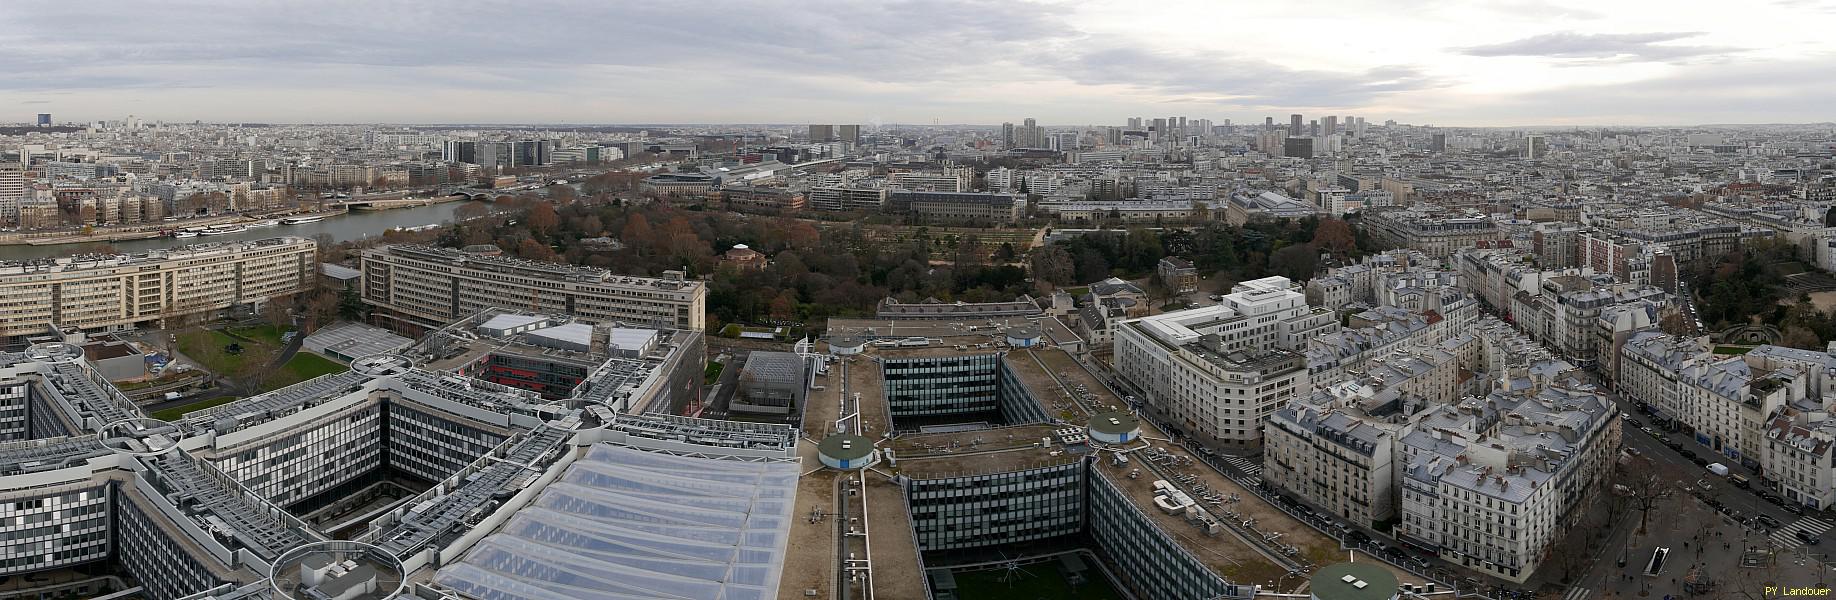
left=4, top=0, right=1836, bottom=127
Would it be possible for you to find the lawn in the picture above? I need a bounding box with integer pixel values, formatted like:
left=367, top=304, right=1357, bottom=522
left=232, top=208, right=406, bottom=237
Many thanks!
left=949, top=563, right=1121, bottom=600
left=228, top=324, right=290, bottom=346
left=175, top=329, right=257, bottom=374
left=260, top=352, right=348, bottom=392
left=1713, top=345, right=1755, bottom=355
left=151, top=396, right=241, bottom=421
left=705, top=360, right=725, bottom=384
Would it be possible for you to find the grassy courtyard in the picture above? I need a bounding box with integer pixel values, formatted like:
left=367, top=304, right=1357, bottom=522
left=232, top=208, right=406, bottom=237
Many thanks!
left=151, top=396, right=242, bottom=421
left=227, top=324, right=290, bottom=346
left=174, top=327, right=346, bottom=394
left=948, top=563, right=1121, bottom=600
left=267, top=352, right=347, bottom=390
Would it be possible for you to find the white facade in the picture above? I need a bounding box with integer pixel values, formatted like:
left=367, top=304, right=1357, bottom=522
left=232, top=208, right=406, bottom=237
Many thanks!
left=1114, top=276, right=1332, bottom=447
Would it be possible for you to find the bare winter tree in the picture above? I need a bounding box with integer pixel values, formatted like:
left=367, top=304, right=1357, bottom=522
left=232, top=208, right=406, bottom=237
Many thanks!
left=1618, top=456, right=1676, bottom=534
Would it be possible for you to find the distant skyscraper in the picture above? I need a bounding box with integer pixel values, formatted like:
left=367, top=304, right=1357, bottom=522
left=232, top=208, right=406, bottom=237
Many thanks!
left=1265, top=116, right=1275, bottom=130
left=1127, top=117, right=1142, bottom=129
left=1309, top=120, right=1320, bottom=137
left=1001, top=122, right=1015, bottom=147
left=1526, top=135, right=1548, bottom=160
left=838, top=124, right=861, bottom=144
left=1431, top=133, right=1447, bottom=152
left=1017, top=118, right=1043, bottom=148
left=1323, top=116, right=1338, bottom=136
left=443, top=140, right=478, bottom=164
left=1290, top=114, right=1303, bottom=136
left=1283, top=137, right=1314, bottom=159
left=809, top=124, right=835, bottom=142
left=35, top=114, right=50, bottom=127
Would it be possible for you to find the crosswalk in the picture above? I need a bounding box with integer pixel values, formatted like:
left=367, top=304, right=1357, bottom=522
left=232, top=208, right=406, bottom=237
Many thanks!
left=1562, top=586, right=1591, bottom=600
left=1769, top=516, right=1832, bottom=549
left=1221, top=455, right=1263, bottom=484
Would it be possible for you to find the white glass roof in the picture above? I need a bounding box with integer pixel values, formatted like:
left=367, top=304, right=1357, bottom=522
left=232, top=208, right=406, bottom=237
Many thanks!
left=434, top=443, right=801, bottom=600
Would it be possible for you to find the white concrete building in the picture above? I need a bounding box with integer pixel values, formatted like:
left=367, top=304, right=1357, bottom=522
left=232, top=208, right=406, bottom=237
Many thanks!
left=1114, top=276, right=1334, bottom=448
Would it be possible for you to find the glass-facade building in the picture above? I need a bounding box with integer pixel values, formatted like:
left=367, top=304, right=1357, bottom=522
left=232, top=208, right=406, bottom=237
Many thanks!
left=882, top=353, right=1048, bottom=430
left=905, top=457, right=1258, bottom=600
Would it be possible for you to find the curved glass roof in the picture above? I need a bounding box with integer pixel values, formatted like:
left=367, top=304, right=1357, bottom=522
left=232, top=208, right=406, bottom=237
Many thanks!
left=433, top=443, right=800, bottom=600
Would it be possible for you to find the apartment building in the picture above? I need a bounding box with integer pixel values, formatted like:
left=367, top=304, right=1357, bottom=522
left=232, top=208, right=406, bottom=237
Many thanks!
left=1677, top=356, right=1801, bottom=468
left=358, top=244, right=707, bottom=332
left=1397, top=382, right=1617, bottom=583
left=1305, top=301, right=1477, bottom=385
left=1620, top=335, right=1820, bottom=473
left=0, top=237, right=314, bottom=337
left=1264, top=345, right=1459, bottom=528
left=1762, top=412, right=1836, bottom=510
left=1617, top=332, right=1701, bottom=429
left=1114, top=276, right=1334, bottom=447
left=1362, top=208, right=1499, bottom=258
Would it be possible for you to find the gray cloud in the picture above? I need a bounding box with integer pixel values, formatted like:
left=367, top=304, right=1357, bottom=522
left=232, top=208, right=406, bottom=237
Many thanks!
left=0, top=1, right=1080, bottom=87
left=1459, top=32, right=1739, bottom=63
left=0, top=1, right=1823, bottom=125
left=1055, top=47, right=1446, bottom=109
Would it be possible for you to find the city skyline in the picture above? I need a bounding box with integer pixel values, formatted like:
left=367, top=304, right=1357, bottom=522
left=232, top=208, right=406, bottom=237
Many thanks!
left=7, top=0, right=1836, bottom=127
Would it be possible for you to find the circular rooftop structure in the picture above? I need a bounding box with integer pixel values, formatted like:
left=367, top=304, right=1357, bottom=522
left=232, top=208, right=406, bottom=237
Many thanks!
left=98, top=418, right=184, bottom=457
left=1086, top=411, right=1141, bottom=444
left=818, top=434, right=876, bottom=470
left=24, top=342, right=83, bottom=363
left=1005, top=325, right=1043, bottom=347
left=350, top=353, right=415, bottom=377
left=1310, top=562, right=1398, bottom=600
left=830, top=335, right=867, bottom=356
left=270, top=541, right=406, bottom=600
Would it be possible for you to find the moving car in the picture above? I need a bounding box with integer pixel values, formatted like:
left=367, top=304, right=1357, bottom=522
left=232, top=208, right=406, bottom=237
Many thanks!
left=1797, top=530, right=1822, bottom=545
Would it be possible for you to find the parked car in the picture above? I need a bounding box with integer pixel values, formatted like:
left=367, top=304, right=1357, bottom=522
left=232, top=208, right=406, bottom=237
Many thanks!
left=1758, top=515, right=1782, bottom=529
left=1783, top=504, right=1805, bottom=515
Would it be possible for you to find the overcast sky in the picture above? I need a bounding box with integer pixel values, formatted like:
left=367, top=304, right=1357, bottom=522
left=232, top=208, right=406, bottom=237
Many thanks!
left=5, top=0, right=1835, bottom=127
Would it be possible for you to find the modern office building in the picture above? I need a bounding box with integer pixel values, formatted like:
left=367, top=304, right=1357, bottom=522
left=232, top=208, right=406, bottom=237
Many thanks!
left=880, top=352, right=1048, bottom=429
left=358, top=244, right=707, bottom=332
left=809, top=124, right=835, bottom=142
left=0, top=237, right=315, bottom=338
left=805, top=186, right=889, bottom=212
left=1284, top=137, right=1315, bottom=159
left=728, top=350, right=807, bottom=416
